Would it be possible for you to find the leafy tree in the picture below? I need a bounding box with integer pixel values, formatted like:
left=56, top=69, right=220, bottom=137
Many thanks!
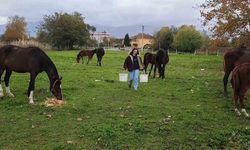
left=86, top=38, right=98, bottom=47
left=152, top=27, right=174, bottom=50
left=102, top=36, right=110, bottom=47
left=123, top=33, right=131, bottom=46
left=173, top=26, right=203, bottom=53
left=4, top=15, right=28, bottom=42
left=37, top=12, right=95, bottom=50
left=200, top=0, right=250, bottom=46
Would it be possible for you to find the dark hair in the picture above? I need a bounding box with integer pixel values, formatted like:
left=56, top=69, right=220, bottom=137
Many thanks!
left=129, top=48, right=139, bottom=55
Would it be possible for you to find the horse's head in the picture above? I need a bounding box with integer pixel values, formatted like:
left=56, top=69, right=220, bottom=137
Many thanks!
left=50, top=76, right=63, bottom=100
left=76, top=54, right=81, bottom=63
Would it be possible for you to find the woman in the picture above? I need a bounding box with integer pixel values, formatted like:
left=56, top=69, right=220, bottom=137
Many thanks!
left=123, top=48, right=144, bottom=91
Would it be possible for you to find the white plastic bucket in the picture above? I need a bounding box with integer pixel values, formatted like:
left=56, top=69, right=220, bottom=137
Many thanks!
left=140, top=74, right=148, bottom=82
left=119, top=73, right=128, bottom=82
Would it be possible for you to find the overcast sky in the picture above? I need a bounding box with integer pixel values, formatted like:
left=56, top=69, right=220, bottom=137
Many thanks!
left=0, top=0, right=205, bottom=28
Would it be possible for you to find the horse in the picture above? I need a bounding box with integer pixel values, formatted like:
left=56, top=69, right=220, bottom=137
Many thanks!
left=0, top=45, right=63, bottom=104
left=223, top=47, right=250, bottom=99
left=94, top=47, right=105, bottom=66
left=76, top=49, right=95, bottom=64
left=231, top=63, right=250, bottom=117
left=143, top=52, right=156, bottom=76
left=154, top=49, right=169, bottom=79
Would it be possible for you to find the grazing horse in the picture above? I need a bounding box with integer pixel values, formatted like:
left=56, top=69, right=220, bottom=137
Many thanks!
left=231, top=63, right=250, bottom=117
left=94, top=47, right=105, bottom=66
left=0, top=45, right=63, bottom=104
left=143, top=52, right=156, bottom=76
left=154, top=49, right=169, bottom=79
left=223, top=47, right=250, bottom=99
left=76, top=49, right=95, bottom=64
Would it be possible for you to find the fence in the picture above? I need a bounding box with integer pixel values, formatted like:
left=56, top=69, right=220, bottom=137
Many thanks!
left=0, top=40, right=52, bottom=50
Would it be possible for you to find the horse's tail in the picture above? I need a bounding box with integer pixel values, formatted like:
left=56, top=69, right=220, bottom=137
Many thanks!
left=232, top=66, right=240, bottom=95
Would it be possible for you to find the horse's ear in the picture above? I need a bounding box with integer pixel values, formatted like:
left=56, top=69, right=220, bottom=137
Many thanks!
left=60, top=76, right=62, bottom=81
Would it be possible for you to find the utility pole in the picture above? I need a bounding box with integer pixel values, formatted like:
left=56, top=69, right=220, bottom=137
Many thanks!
left=141, top=25, right=144, bottom=53
left=97, top=32, right=100, bottom=48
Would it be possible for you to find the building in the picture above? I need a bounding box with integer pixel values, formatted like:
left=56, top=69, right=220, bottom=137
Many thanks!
left=90, top=31, right=111, bottom=44
left=130, top=33, right=153, bottom=49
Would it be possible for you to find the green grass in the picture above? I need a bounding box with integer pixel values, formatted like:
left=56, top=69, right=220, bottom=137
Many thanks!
left=0, top=50, right=249, bottom=149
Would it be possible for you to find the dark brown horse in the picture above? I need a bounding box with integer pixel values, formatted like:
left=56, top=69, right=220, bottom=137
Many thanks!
left=231, top=63, right=250, bottom=117
left=0, top=45, right=63, bottom=104
left=143, top=52, right=156, bottom=76
left=94, top=47, right=105, bottom=66
left=154, top=49, right=169, bottom=79
left=76, top=49, right=95, bottom=64
left=223, top=47, right=250, bottom=99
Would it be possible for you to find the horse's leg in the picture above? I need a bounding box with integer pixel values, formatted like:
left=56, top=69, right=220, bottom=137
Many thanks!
left=27, top=72, right=37, bottom=104
left=100, top=56, right=103, bottom=66
left=239, top=87, right=249, bottom=117
left=149, top=64, right=154, bottom=76
left=0, top=68, right=5, bottom=98
left=97, top=56, right=102, bottom=66
left=99, top=57, right=102, bottom=66
left=158, top=64, right=162, bottom=78
left=144, top=63, right=148, bottom=74
left=153, top=63, right=157, bottom=78
left=162, top=64, right=166, bottom=79
left=233, top=90, right=241, bottom=116
left=82, top=57, right=84, bottom=64
left=87, top=57, right=90, bottom=64
left=223, top=71, right=230, bottom=99
left=97, top=58, right=99, bottom=66
left=4, top=69, right=14, bottom=97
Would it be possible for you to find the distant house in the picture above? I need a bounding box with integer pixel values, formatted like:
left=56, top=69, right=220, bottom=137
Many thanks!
left=130, top=33, right=153, bottom=49
left=90, top=31, right=111, bottom=44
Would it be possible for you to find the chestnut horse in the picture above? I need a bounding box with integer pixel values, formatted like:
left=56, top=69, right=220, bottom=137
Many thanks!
left=143, top=52, right=156, bottom=76
left=76, top=49, right=95, bottom=64
left=154, top=49, right=169, bottom=79
left=231, top=63, right=250, bottom=117
left=223, top=47, right=250, bottom=99
left=0, top=45, right=63, bottom=104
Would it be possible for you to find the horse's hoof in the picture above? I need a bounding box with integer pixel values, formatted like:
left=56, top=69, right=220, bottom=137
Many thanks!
left=29, top=101, right=35, bottom=105
left=7, top=93, right=15, bottom=97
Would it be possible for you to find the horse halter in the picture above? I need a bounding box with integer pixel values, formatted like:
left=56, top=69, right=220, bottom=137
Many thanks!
left=51, top=78, right=60, bottom=92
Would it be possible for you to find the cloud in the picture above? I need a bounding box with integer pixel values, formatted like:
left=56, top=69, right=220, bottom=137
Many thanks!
left=0, top=0, right=204, bottom=28
left=0, top=16, right=8, bottom=25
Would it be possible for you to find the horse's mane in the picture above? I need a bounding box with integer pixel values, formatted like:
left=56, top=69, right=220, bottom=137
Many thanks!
left=92, top=49, right=97, bottom=53
left=76, top=52, right=81, bottom=59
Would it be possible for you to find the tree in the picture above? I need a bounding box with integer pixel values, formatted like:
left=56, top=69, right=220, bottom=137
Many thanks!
left=124, top=33, right=131, bottom=47
left=102, top=36, right=110, bottom=47
left=173, top=26, right=203, bottom=53
left=4, top=16, right=28, bottom=42
left=152, top=27, right=174, bottom=50
left=200, top=0, right=250, bottom=46
left=86, top=38, right=98, bottom=47
left=37, top=12, right=95, bottom=50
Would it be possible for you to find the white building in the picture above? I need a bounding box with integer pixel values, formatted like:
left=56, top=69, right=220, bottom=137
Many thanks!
left=90, top=31, right=111, bottom=44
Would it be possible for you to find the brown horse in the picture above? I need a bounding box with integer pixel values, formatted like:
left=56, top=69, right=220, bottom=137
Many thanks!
left=154, top=49, right=169, bottom=79
left=223, top=47, right=250, bottom=99
left=143, top=52, right=156, bottom=76
left=76, top=49, right=95, bottom=64
left=0, top=45, right=63, bottom=104
left=231, top=63, right=250, bottom=117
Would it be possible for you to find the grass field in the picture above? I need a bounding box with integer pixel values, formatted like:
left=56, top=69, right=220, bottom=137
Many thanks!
left=0, top=50, right=249, bottom=149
